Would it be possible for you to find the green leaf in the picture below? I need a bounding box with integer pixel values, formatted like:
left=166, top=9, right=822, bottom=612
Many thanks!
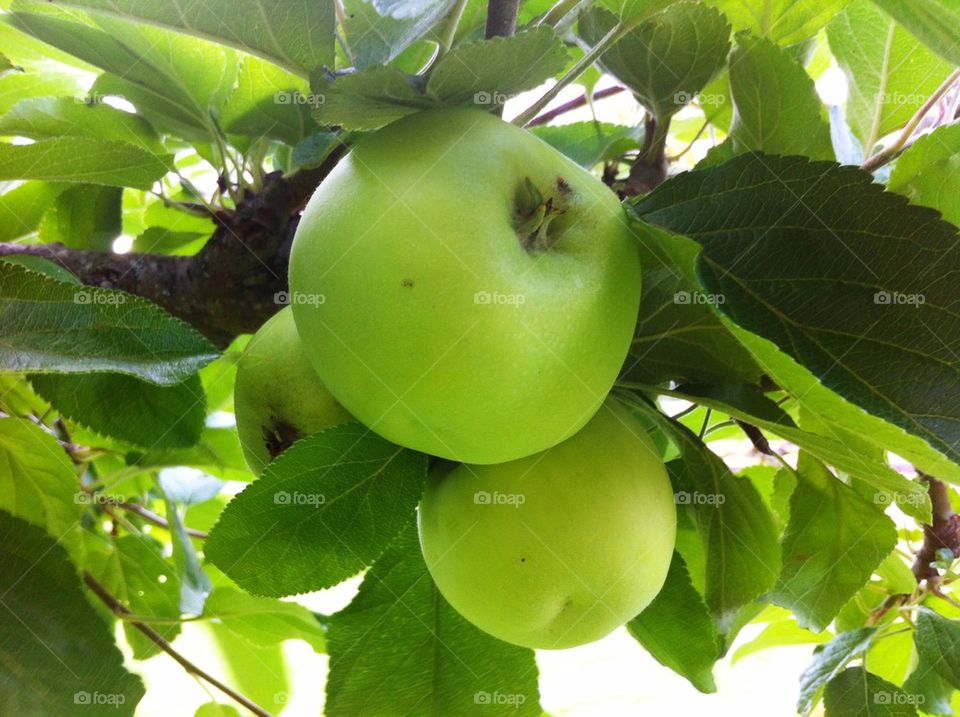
left=0, top=138, right=172, bottom=188
left=206, top=627, right=289, bottom=713
left=649, top=384, right=930, bottom=520
left=634, top=153, right=960, bottom=485
left=798, top=627, right=876, bottom=714
left=159, top=477, right=212, bottom=615
left=29, top=373, right=206, bottom=449
left=0, top=182, right=65, bottom=241
left=0, top=262, right=218, bottom=384
left=342, top=0, right=455, bottom=68
left=127, top=427, right=250, bottom=481
left=732, top=618, right=831, bottom=663
left=827, top=1, right=954, bottom=152
left=579, top=3, right=731, bottom=121
left=426, top=27, right=569, bottom=106
left=888, top=123, right=960, bottom=228
left=0, top=511, right=145, bottom=715
left=0, top=96, right=161, bottom=150
left=220, top=56, right=315, bottom=146
left=916, top=610, right=960, bottom=689
left=824, top=666, right=919, bottom=716
left=195, top=705, right=242, bottom=717
left=530, top=121, right=641, bottom=168
left=704, top=0, right=852, bottom=45
left=327, top=522, right=540, bottom=716
left=771, top=456, right=897, bottom=631
left=8, top=3, right=240, bottom=137
left=625, top=225, right=762, bottom=384
left=206, top=424, right=427, bottom=597
left=312, top=65, right=433, bottom=131
left=38, top=0, right=335, bottom=75
left=86, top=535, right=182, bottom=659
left=626, top=551, right=719, bottom=693
left=725, top=33, right=833, bottom=160
left=203, top=588, right=325, bottom=652
left=0, top=69, right=88, bottom=116
left=38, top=184, right=121, bottom=251
left=0, top=416, right=86, bottom=563
left=903, top=653, right=957, bottom=716
left=635, top=401, right=781, bottom=635
left=870, top=0, right=960, bottom=65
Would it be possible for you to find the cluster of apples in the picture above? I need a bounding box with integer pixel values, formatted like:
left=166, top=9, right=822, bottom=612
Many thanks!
left=234, top=109, right=676, bottom=649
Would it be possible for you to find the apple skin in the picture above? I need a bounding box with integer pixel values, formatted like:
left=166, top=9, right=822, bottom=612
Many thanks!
left=418, top=399, right=676, bottom=650
left=233, top=306, right=353, bottom=474
left=289, top=108, right=642, bottom=464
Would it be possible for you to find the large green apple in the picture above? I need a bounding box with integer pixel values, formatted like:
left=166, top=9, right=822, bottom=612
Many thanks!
left=289, top=108, right=642, bottom=464
left=418, top=399, right=676, bottom=649
left=233, top=306, right=353, bottom=474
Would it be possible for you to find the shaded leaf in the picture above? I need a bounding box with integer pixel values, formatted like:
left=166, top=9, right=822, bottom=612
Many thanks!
left=0, top=262, right=218, bottom=384
left=206, top=423, right=427, bottom=596
left=0, top=510, right=145, bottom=715
left=824, top=666, right=918, bottom=716
left=327, top=522, right=540, bottom=716
left=798, top=627, right=876, bottom=714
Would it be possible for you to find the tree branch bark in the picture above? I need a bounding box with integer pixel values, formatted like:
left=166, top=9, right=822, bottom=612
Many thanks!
left=0, top=146, right=347, bottom=347
left=912, top=474, right=960, bottom=583
left=485, top=0, right=520, bottom=38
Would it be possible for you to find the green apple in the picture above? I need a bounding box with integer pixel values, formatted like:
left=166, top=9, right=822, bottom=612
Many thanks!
left=418, top=399, right=676, bottom=649
left=290, top=108, right=642, bottom=464
left=233, top=306, right=353, bottom=474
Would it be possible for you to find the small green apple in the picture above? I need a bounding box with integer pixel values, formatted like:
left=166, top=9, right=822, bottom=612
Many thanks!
left=290, top=108, right=642, bottom=464
left=233, top=306, right=353, bottom=474
left=418, top=399, right=676, bottom=649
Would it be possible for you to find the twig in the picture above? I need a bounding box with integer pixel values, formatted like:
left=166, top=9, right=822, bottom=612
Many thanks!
left=117, top=501, right=208, bottom=540
left=911, top=474, right=960, bottom=583
left=512, top=21, right=629, bottom=127
left=525, top=86, right=625, bottom=126
left=83, top=573, right=272, bottom=717
left=862, top=69, right=960, bottom=173
left=485, top=0, right=520, bottom=38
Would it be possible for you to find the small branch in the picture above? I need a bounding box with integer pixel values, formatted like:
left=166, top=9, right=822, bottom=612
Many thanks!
left=0, top=145, right=348, bottom=346
left=625, top=113, right=670, bottom=195
left=83, top=573, right=272, bottom=717
left=116, top=501, right=208, bottom=540
left=525, top=86, right=625, bottom=126
left=736, top=420, right=775, bottom=456
left=512, top=20, right=630, bottom=127
left=485, top=0, right=520, bottom=38
left=911, top=474, right=960, bottom=583
left=861, top=68, right=960, bottom=173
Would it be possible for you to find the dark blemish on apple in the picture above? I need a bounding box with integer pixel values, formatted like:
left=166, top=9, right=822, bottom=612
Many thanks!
left=264, top=419, right=302, bottom=459
left=556, top=177, right=571, bottom=193
left=520, top=557, right=526, bottom=562
left=402, top=278, right=414, bottom=288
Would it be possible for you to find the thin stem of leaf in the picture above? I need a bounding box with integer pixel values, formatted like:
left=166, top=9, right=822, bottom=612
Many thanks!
left=862, top=68, right=960, bottom=173
left=83, top=573, right=271, bottom=717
